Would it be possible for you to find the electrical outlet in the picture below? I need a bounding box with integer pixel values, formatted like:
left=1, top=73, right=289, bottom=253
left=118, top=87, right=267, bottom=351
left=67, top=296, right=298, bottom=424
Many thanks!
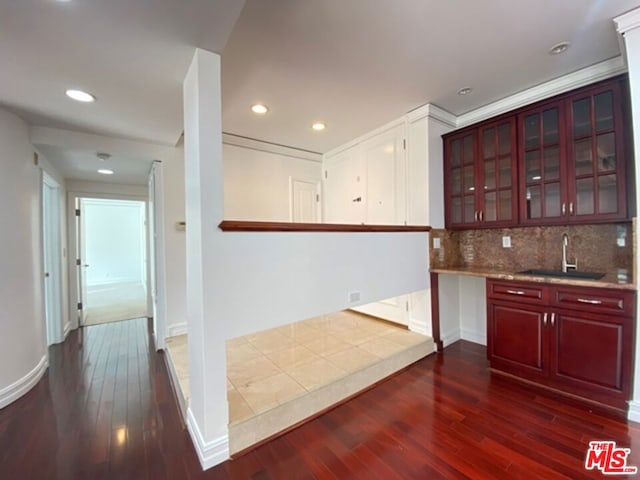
left=502, top=236, right=511, bottom=248
left=348, top=291, right=361, bottom=303
left=433, top=238, right=441, bottom=249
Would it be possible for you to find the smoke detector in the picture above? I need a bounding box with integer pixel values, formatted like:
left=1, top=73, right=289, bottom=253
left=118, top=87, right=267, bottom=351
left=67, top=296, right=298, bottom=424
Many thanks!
left=96, top=152, right=111, bottom=161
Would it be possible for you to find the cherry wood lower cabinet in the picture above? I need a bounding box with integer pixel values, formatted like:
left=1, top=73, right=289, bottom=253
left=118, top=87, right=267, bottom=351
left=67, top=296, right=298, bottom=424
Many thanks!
left=487, top=279, right=635, bottom=413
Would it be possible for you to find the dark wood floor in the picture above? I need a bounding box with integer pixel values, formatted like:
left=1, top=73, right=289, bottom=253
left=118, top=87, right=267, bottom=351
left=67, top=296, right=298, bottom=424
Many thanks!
left=1, top=318, right=639, bottom=479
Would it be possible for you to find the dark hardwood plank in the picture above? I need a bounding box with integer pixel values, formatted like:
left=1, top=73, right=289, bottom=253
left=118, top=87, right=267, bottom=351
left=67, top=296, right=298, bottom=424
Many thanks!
left=1, top=319, right=640, bottom=479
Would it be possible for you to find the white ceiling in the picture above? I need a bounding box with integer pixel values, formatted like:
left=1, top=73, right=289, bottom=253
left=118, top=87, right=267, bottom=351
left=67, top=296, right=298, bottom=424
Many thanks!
left=222, top=0, right=640, bottom=153
left=0, top=0, right=244, bottom=146
left=37, top=145, right=153, bottom=185
left=1, top=0, right=639, bottom=182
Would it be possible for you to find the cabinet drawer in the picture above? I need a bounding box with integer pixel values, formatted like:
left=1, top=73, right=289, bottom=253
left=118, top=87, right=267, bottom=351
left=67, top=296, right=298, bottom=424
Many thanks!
left=487, top=280, right=547, bottom=304
left=551, top=287, right=634, bottom=317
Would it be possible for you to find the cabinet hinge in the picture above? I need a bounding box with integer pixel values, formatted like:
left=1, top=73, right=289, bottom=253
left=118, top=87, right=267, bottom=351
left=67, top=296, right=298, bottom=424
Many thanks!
left=324, top=171, right=328, bottom=179
left=75, top=208, right=81, bottom=217
left=76, top=259, right=81, bottom=266
left=403, top=139, right=406, bottom=150
left=405, top=301, right=409, bottom=312
left=77, top=302, right=83, bottom=310
left=316, top=194, right=320, bottom=202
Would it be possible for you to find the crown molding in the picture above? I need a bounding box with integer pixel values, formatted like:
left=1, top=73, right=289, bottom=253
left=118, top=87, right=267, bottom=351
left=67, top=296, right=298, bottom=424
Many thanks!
left=222, top=133, right=322, bottom=162
left=406, top=104, right=457, bottom=126
left=457, top=56, right=627, bottom=128
left=615, top=7, right=640, bottom=34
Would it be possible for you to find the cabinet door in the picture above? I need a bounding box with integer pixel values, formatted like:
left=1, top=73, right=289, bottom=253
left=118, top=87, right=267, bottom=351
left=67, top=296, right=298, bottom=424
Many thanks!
left=550, top=311, right=630, bottom=404
left=487, top=301, right=547, bottom=378
left=565, top=81, right=627, bottom=222
left=362, top=125, right=406, bottom=225
left=477, top=118, right=517, bottom=225
left=518, top=103, right=567, bottom=224
left=444, top=130, right=478, bottom=228
left=323, top=147, right=364, bottom=224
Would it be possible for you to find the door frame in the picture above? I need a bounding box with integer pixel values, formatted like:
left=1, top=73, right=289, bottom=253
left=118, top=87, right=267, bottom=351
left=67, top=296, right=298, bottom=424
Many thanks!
left=42, top=172, right=64, bottom=345
left=288, top=177, right=321, bottom=222
left=67, top=191, right=150, bottom=332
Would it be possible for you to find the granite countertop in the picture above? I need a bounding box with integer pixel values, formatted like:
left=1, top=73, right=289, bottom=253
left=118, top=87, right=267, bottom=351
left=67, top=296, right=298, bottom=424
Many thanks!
left=430, top=266, right=635, bottom=291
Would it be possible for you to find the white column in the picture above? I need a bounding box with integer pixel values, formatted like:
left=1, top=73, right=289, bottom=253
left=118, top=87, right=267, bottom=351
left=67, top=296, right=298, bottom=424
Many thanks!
left=183, top=48, right=229, bottom=468
left=614, top=7, right=640, bottom=422
left=406, top=106, right=455, bottom=337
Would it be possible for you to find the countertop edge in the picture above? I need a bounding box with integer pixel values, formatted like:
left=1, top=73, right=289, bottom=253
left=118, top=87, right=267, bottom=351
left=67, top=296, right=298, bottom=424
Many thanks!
left=430, top=268, right=636, bottom=291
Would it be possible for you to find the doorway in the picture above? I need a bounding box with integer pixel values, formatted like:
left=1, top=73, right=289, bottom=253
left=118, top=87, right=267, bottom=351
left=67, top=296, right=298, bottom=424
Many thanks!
left=77, top=198, right=149, bottom=326
left=42, top=173, right=64, bottom=345
left=290, top=178, right=320, bottom=223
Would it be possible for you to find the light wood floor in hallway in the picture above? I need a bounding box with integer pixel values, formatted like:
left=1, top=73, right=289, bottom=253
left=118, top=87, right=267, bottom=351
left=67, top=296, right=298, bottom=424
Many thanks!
left=2, top=318, right=640, bottom=479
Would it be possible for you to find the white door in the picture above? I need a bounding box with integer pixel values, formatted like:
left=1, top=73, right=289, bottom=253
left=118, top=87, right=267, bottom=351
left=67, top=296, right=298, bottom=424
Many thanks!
left=43, top=174, right=63, bottom=344
left=363, top=125, right=406, bottom=225
left=78, top=198, right=88, bottom=325
left=323, top=147, right=364, bottom=223
left=290, top=179, right=320, bottom=223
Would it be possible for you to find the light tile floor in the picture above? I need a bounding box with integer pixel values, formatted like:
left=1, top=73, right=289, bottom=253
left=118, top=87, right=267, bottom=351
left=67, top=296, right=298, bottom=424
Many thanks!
left=165, top=310, right=433, bottom=452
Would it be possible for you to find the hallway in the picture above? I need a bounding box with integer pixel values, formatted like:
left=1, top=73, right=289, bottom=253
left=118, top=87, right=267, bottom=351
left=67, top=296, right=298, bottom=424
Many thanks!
left=2, top=319, right=640, bottom=479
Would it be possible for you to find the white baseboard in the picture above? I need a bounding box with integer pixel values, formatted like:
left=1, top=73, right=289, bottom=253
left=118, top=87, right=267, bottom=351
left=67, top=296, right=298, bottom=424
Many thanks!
left=628, top=401, right=640, bottom=423
left=460, top=328, right=486, bottom=346
left=441, top=328, right=462, bottom=348
left=408, top=318, right=428, bottom=336
left=0, top=355, right=48, bottom=409
left=186, top=408, right=229, bottom=470
left=63, top=321, right=71, bottom=339
left=167, top=322, right=187, bottom=338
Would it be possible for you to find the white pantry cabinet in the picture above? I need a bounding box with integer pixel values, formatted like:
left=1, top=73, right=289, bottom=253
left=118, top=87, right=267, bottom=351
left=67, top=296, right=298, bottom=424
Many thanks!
left=323, top=124, right=406, bottom=225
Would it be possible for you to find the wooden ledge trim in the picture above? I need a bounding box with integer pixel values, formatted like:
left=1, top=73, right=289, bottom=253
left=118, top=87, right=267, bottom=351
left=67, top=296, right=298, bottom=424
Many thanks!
left=218, top=220, right=431, bottom=232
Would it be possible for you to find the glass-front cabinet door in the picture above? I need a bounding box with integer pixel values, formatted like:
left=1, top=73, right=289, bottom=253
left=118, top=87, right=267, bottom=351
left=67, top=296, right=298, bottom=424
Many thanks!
left=445, top=130, right=478, bottom=228
left=518, top=102, right=566, bottom=224
left=566, top=82, right=626, bottom=222
left=478, top=118, right=517, bottom=226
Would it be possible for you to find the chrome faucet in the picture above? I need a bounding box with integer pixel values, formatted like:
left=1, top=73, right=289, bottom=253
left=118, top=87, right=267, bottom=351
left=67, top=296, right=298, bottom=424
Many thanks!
left=561, top=233, right=578, bottom=272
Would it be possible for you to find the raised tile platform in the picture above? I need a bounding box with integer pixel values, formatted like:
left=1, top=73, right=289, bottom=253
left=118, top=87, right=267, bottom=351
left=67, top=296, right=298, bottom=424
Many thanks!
left=165, top=310, right=435, bottom=455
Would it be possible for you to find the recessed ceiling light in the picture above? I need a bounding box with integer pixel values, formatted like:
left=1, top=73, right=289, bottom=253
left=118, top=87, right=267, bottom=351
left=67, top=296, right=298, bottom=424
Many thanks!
left=549, top=41, right=570, bottom=55
left=457, top=87, right=473, bottom=96
left=312, top=121, right=326, bottom=131
left=251, top=103, right=269, bottom=115
left=97, top=169, right=114, bottom=175
left=65, top=89, right=95, bottom=102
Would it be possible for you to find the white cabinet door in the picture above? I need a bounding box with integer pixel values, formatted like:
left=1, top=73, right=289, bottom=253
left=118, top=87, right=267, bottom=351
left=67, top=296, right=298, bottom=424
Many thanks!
left=362, top=125, right=406, bottom=225
left=323, top=147, right=364, bottom=224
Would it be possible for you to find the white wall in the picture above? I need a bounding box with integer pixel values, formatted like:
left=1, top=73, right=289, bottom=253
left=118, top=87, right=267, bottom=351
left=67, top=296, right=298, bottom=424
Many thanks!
left=223, top=143, right=322, bottom=221
left=66, top=180, right=148, bottom=197
left=0, top=108, right=48, bottom=408
left=161, top=147, right=187, bottom=337
left=82, top=199, right=146, bottom=287
left=458, top=276, right=487, bottom=345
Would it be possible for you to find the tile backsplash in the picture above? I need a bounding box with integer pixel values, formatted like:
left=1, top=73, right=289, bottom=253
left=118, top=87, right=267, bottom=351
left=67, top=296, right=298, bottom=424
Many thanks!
left=430, top=222, right=634, bottom=278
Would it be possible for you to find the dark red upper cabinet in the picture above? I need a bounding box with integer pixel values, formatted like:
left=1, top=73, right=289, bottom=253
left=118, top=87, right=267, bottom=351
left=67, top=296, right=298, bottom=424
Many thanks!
left=519, top=78, right=628, bottom=225
left=444, top=75, right=630, bottom=230
left=444, top=117, right=517, bottom=229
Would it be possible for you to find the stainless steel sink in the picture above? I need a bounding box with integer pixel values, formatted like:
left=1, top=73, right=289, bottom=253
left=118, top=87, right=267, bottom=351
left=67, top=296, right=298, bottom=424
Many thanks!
left=517, top=269, right=605, bottom=280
